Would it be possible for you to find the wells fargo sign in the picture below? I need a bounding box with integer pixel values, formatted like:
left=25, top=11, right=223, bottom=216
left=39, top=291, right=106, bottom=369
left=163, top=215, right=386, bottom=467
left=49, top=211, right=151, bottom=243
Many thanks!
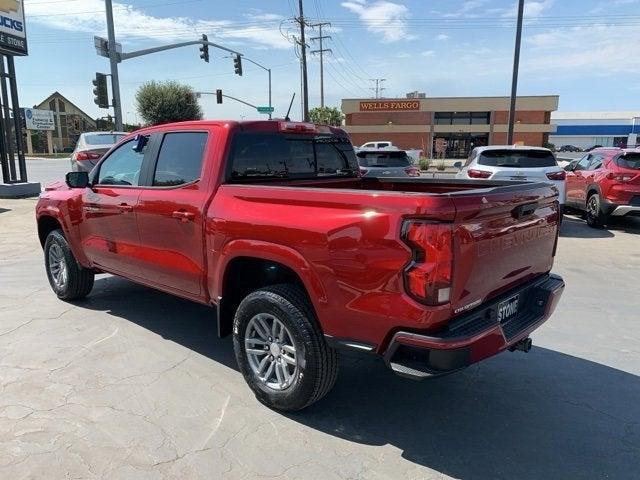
left=359, top=100, right=421, bottom=111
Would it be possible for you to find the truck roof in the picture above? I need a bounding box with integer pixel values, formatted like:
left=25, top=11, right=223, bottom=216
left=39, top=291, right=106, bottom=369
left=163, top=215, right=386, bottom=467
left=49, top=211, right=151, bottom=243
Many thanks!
left=131, top=120, right=348, bottom=137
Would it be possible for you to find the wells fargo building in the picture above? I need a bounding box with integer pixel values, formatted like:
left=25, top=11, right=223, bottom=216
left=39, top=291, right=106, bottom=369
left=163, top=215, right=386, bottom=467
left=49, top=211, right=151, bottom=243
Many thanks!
left=342, top=95, right=559, bottom=158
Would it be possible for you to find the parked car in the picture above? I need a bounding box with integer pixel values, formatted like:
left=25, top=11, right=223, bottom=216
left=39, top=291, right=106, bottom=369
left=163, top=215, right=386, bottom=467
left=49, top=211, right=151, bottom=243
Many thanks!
left=557, top=145, right=582, bottom=153
left=357, top=141, right=422, bottom=163
left=565, top=148, right=640, bottom=227
left=70, top=131, right=128, bottom=172
left=584, top=145, right=603, bottom=152
left=456, top=146, right=566, bottom=213
left=36, top=120, right=564, bottom=411
left=356, top=149, right=420, bottom=177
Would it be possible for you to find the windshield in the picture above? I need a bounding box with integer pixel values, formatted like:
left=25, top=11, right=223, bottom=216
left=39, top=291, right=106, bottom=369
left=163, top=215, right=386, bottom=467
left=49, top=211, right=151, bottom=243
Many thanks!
left=229, top=132, right=358, bottom=181
left=478, top=149, right=557, bottom=168
left=84, top=133, right=126, bottom=146
left=617, top=153, right=640, bottom=170
left=356, top=151, right=411, bottom=168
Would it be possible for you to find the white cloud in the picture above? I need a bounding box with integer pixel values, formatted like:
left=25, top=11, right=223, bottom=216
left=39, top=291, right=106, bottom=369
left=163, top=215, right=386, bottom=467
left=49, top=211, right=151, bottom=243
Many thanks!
left=436, top=34, right=449, bottom=41
left=421, top=50, right=435, bottom=57
left=524, top=24, right=640, bottom=73
left=341, top=0, right=411, bottom=43
left=502, top=0, right=554, bottom=18
left=397, top=52, right=411, bottom=58
left=442, top=0, right=490, bottom=18
left=25, top=1, right=291, bottom=50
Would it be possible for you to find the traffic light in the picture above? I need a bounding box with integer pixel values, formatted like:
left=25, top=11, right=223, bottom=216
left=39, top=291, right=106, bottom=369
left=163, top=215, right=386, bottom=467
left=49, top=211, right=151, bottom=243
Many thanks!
left=233, top=54, right=243, bottom=76
left=216, top=89, right=223, bottom=104
left=200, top=34, right=209, bottom=63
left=93, top=73, right=109, bottom=109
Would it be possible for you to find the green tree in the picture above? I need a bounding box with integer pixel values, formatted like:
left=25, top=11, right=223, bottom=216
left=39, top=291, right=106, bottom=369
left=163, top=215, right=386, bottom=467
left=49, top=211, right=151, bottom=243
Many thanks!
left=135, top=80, right=203, bottom=126
left=309, top=106, right=344, bottom=126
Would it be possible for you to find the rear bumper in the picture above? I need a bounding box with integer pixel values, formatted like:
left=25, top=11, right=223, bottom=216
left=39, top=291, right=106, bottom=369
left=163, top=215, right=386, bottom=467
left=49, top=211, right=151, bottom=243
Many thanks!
left=384, top=274, right=565, bottom=379
left=610, top=205, right=640, bottom=217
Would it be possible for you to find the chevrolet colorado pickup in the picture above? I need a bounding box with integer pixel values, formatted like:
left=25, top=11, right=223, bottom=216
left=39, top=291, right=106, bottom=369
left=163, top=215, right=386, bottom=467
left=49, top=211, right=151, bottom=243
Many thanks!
left=36, top=120, right=565, bottom=411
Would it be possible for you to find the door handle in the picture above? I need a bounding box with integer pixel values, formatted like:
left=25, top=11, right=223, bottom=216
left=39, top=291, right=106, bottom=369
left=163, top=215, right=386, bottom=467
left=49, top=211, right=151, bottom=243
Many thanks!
left=172, top=210, right=195, bottom=222
left=118, top=203, right=134, bottom=213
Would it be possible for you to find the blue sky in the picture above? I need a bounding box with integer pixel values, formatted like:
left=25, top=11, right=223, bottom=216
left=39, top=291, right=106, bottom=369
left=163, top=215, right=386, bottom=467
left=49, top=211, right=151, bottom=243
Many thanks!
left=16, top=0, right=640, bottom=123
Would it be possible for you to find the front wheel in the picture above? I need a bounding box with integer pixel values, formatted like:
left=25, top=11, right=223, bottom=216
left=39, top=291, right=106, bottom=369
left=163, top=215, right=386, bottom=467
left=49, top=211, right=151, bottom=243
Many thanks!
left=233, top=284, right=338, bottom=411
left=44, top=229, right=95, bottom=300
left=586, top=193, right=607, bottom=228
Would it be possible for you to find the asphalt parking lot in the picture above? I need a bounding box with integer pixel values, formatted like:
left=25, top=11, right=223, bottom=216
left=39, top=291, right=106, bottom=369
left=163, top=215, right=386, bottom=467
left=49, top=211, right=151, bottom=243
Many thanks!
left=1, top=164, right=639, bottom=479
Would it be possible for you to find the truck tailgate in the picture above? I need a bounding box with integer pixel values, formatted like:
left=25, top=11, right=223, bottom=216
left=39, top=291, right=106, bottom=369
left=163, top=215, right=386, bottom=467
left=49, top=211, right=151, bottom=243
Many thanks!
left=449, top=182, right=559, bottom=316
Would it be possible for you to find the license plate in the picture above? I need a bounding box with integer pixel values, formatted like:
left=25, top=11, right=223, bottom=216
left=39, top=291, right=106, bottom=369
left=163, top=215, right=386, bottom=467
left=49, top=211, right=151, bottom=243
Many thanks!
left=497, top=294, right=520, bottom=323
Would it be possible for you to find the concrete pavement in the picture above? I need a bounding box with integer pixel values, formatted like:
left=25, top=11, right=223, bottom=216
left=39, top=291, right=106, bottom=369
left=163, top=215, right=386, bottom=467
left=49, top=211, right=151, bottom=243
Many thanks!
left=1, top=197, right=639, bottom=478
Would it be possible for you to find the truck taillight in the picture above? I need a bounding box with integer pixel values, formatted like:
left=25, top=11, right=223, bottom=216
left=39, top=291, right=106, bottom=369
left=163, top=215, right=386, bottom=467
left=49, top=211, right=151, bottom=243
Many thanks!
left=278, top=122, right=317, bottom=133
left=359, top=167, right=369, bottom=176
left=401, top=221, right=453, bottom=305
left=546, top=171, right=566, bottom=180
left=467, top=169, right=491, bottom=179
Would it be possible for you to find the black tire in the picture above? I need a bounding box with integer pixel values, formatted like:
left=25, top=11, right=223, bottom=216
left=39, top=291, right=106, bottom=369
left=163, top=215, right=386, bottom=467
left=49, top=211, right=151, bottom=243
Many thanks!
left=233, top=284, right=338, bottom=411
left=586, top=193, right=607, bottom=228
left=44, top=229, right=94, bottom=300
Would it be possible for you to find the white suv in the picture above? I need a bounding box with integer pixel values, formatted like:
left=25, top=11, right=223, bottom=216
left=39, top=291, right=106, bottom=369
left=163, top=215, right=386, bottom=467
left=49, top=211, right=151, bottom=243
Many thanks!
left=457, top=145, right=566, bottom=211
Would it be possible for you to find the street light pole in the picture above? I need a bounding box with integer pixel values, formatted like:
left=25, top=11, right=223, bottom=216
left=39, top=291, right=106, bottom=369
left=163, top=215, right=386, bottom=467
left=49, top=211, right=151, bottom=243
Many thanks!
left=105, top=0, right=123, bottom=131
left=507, top=0, right=525, bottom=145
left=241, top=56, right=273, bottom=119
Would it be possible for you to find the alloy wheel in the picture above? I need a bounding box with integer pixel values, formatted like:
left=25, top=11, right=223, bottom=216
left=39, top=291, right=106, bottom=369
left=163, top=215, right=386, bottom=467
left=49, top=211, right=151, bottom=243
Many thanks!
left=48, top=243, right=68, bottom=289
left=245, top=313, right=298, bottom=391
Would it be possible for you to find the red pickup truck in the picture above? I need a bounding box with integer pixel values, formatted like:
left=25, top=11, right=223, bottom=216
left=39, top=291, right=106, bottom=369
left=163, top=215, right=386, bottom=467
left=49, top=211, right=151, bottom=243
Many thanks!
left=36, top=120, right=564, bottom=411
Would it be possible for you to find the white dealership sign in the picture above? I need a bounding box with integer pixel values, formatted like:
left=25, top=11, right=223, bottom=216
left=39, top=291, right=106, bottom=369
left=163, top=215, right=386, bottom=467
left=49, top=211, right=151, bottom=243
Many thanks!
left=0, top=0, right=27, bottom=56
left=24, top=108, right=54, bottom=131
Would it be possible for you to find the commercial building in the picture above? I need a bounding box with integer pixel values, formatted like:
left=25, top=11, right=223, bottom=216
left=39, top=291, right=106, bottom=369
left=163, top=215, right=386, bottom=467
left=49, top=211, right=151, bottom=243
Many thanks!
left=342, top=95, right=559, bottom=158
left=549, top=112, right=640, bottom=149
left=33, top=92, right=96, bottom=152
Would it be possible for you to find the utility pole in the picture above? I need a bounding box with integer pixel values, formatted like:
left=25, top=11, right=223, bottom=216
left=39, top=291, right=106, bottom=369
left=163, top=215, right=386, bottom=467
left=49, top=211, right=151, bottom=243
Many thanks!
left=297, top=0, right=309, bottom=121
left=105, top=0, right=123, bottom=131
left=369, top=78, right=386, bottom=99
left=507, top=0, right=525, bottom=145
left=310, top=22, right=331, bottom=108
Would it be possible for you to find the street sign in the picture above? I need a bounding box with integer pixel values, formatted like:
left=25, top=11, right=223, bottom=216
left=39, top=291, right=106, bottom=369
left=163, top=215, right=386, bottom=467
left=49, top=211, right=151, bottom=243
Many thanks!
left=94, top=36, right=122, bottom=58
left=23, top=108, right=54, bottom=131
left=0, top=0, right=28, bottom=56
left=257, top=106, right=274, bottom=114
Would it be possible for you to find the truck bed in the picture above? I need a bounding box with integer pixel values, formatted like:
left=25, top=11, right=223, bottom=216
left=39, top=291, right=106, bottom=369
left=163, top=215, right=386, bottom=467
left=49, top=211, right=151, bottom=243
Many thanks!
left=212, top=177, right=560, bottom=345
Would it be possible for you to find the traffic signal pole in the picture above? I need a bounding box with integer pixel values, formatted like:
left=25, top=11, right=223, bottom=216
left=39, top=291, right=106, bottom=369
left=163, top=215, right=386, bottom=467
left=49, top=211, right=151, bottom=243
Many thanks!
left=105, top=0, right=123, bottom=131
left=101, top=0, right=246, bottom=129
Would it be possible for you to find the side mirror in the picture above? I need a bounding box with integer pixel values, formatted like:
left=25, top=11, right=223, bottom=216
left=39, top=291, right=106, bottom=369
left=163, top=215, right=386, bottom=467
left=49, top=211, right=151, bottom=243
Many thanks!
left=66, top=171, right=90, bottom=188
left=453, top=161, right=462, bottom=169
left=132, top=134, right=148, bottom=153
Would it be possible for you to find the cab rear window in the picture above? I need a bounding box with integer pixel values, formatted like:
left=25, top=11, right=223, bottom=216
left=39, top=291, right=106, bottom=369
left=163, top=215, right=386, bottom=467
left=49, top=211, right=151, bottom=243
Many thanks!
left=616, top=153, right=640, bottom=170
left=478, top=150, right=557, bottom=168
left=228, top=132, right=358, bottom=181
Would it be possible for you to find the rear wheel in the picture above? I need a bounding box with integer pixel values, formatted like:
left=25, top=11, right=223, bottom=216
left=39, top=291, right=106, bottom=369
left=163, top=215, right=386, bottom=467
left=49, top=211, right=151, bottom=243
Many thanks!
left=586, top=193, right=607, bottom=228
left=233, top=284, right=338, bottom=411
left=44, top=229, right=94, bottom=300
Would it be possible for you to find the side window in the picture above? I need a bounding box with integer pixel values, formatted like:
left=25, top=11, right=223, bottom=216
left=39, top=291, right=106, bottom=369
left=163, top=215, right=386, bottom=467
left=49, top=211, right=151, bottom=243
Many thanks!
left=589, top=154, right=603, bottom=170
left=97, top=139, right=146, bottom=186
left=378, top=142, right=390, bottom=148
left=153, top=132, right=208, bottom=187
left=315, top=142, right=349, bottom=174
left=574, top=154, right=591, bottom=171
